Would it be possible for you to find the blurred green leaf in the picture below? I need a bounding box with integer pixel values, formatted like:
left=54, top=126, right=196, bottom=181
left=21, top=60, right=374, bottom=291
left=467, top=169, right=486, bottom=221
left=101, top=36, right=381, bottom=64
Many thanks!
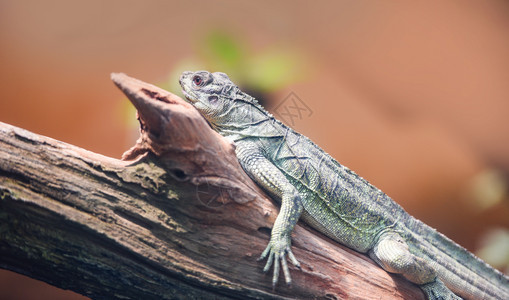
left=167, top=29, right=307, bottom=101
left=246, top=49, right=303, bottom=92
left=202, top=30, right=244, bottom=71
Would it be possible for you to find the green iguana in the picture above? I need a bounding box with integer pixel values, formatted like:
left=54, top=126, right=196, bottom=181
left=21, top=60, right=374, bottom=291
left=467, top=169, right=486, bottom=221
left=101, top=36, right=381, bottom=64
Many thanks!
left=179, top=70, right=509, bottom=300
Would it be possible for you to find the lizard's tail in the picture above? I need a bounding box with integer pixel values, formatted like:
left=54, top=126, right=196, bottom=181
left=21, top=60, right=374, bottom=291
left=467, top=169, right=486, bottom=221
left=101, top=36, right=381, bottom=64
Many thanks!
left=404, top=217, right=509, bottom=300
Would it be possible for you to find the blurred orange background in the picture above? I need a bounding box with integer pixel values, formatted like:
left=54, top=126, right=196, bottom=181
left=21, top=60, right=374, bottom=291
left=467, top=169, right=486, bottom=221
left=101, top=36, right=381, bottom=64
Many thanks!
left=1, top=1, right=508, bottom=299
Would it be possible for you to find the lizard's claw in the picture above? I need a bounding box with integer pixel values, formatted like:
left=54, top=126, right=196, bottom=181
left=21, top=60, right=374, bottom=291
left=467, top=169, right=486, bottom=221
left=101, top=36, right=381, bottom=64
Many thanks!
left=258, top=237, right=301, bottom=287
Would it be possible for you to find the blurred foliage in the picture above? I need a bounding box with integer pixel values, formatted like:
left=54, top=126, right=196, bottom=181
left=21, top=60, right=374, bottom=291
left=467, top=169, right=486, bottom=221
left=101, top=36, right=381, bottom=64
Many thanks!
left=162, top=29, right=306, bottom=101
left=201, top=31, right=244, bottom=73
left=122, top=30, right=306, bottom=129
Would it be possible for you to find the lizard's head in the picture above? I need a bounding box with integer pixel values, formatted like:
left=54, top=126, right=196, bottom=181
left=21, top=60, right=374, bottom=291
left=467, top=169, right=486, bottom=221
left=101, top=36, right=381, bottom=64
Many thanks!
left=179, top=70, right=248, bottom=128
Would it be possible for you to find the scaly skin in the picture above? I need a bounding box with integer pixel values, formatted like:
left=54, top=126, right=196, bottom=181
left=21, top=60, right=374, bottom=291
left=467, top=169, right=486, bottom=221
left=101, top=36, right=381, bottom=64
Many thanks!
left=179, top=70, right=509, bottom=300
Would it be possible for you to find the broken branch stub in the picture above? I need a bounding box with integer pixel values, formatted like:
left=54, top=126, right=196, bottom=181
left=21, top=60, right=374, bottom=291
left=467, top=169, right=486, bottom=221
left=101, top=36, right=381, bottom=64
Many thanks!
left=111, top=73, right=262, bottom=205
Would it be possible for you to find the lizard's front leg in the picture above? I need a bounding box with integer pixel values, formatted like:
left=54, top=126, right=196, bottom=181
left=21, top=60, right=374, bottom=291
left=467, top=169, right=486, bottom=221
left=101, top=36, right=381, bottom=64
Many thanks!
left=236, top=143, right=303, bottom=286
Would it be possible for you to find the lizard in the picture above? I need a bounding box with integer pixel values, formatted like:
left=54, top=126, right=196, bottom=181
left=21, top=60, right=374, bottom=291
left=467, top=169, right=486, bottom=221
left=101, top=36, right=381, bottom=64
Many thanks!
left=178, top=70, right=509, bottom=300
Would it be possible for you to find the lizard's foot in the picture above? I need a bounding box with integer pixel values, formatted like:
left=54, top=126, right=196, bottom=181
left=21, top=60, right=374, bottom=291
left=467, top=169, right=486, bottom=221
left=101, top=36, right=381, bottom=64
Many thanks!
left=420, top=278, right=463, bottom=300
left=258, top=236, right=301, bottom=287
left=369, top=232, right=462, bottom=300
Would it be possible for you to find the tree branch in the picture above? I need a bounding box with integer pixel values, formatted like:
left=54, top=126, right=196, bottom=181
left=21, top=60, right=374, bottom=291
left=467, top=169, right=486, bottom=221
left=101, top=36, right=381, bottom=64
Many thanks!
left=0, top=74, right=423, bottom=299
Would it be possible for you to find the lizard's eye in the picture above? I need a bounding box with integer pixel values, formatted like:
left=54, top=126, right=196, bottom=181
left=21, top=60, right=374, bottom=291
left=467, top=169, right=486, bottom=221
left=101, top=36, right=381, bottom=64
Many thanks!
left=192, top=75, right=204, bottom=87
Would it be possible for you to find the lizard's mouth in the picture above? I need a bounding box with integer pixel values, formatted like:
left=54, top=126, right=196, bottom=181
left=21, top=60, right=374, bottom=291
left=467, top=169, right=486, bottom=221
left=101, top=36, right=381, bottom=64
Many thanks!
left=182, top=90, right=197, bottom=104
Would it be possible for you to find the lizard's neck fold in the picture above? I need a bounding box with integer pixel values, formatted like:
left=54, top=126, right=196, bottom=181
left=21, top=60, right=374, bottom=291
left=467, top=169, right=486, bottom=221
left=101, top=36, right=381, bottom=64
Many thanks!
left=215, top=98, right=277, bottom=141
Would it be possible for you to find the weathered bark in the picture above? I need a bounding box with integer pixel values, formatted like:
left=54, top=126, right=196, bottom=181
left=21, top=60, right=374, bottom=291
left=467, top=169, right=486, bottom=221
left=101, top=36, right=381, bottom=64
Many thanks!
left=0, top=74, right=424, bottom=299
